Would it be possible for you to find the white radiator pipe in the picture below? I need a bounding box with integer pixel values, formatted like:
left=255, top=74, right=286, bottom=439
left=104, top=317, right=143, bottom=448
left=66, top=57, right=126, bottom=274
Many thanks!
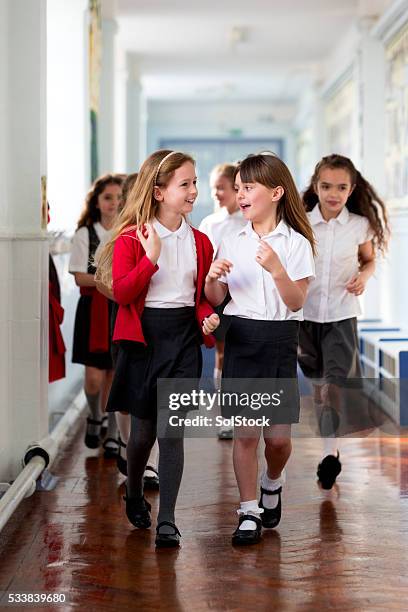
left=0, top=390, right=86, bottom=533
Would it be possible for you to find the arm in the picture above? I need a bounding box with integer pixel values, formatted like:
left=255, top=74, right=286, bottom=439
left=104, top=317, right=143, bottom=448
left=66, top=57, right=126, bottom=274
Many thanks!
left=73, top=272, right=97, bottom=288
left=256, top=241, right=310, bottom=312
left=346, top=240, right=375, bottom=295
left=204, top=259, right=231, bottom=306
left=271, top=270, right=309, bottom=312
left=112, top=229, right=160, bottom=306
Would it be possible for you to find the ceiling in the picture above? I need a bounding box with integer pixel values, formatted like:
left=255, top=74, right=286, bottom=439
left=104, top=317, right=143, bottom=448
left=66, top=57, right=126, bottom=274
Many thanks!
left=116, top=0, right=391, bottom=101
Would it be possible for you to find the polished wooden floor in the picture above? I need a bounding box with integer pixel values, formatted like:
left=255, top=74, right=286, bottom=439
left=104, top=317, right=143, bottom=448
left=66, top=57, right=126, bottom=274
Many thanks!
left=1, top=402, right=408, bottom=611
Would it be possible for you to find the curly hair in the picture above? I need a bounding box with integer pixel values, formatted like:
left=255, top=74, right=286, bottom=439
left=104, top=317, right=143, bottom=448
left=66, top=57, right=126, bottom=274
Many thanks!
left=302, top=154, right=389, bottom=254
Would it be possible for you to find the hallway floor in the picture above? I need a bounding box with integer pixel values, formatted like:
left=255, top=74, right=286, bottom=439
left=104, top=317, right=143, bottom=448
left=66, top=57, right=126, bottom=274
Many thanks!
left=1, top=404, right=408, bottom=611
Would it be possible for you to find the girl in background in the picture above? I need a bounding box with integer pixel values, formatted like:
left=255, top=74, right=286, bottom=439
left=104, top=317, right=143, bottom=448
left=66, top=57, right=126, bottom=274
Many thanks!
left=205, top=152, right=315, bottom=545
left=98, top=150, right=219, bottom=548
left=69, top=174, right=124, bottom=450
left=199, top=163, right=245, bottom=439
left=299, top=154, right=389, bottom=489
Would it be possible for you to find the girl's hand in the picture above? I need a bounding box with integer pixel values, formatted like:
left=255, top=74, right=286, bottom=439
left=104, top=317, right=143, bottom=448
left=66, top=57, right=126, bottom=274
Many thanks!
left=346, top=273, right=367, bottom=296
left=202, top=313, right=220, bottom=335
left=205, top=259, right=233, bottom=283
left=137, top=222, right=161, bottom=265
left=255, top=240, right=284, bottom=277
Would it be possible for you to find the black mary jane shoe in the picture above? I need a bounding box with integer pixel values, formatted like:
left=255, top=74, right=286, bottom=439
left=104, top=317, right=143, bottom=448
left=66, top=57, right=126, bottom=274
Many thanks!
left=317, top=452, right=342, bottom=490
left=155, top=521, right=181, bottom=548
left=116, top=437, right=128, bottom=476
left=123, top=488, right=151, bottom=529
left=231, top=514, right=262, bottom=546
left=143, top=465, right=159, bottom=491
left=84, top=417, right=102, bottom=449
left=259, top=486, right=282, bottom=529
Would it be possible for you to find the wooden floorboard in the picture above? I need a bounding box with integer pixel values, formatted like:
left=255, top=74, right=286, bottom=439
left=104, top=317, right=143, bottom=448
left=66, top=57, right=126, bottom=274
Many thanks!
left=1, top=401, right=408, bottom=611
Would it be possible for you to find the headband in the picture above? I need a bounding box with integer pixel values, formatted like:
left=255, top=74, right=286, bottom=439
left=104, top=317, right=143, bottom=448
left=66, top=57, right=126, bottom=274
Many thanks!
left=154, top=151, right=180, bottom=185
left=259, top=151, right=277, bottom=157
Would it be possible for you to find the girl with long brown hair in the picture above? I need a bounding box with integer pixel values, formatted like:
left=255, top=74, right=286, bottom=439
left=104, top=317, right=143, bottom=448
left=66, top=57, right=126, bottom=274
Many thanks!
left=98, top=149, right=219, bottom=548
left=205, top=152, right=315, bottom=546
left=69, top=173, right=124, bottom=450
left=299, top=154, right=389, bottom=489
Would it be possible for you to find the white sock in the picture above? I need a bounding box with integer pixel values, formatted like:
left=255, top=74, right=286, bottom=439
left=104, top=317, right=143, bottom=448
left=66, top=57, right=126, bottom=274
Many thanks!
left=115, top=412, right=130, bottom=444
left=260, top=469, right=285, bottom=509
left=144, top=439, right=159, bottom=477
left=237, top=500, right=263, bottom=530
left=323, top=437, right=339, bottom=458
left=106, top=412, right=117, bottom=439
left=213, top=368, right=222, bottom=391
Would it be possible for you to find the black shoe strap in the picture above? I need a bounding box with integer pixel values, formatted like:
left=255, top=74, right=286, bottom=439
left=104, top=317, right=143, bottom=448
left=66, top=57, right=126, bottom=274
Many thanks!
left=238, top=514, right=262, bottom=528
left=260, top=486, right=282, bottom=496
left=156, top=521, right=180, bottom=536
left=145, top=465, right=158, bottom=476
left=86, top=417, right=103, bottom=426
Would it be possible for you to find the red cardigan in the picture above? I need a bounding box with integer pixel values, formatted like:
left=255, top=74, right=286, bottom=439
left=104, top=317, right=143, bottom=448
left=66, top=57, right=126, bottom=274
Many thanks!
left=112, top=225, right=215, bottom=348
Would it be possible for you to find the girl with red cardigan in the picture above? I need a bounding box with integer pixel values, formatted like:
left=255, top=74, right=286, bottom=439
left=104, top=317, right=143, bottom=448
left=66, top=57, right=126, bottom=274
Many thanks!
left=98, top=150, right=219, bottom=548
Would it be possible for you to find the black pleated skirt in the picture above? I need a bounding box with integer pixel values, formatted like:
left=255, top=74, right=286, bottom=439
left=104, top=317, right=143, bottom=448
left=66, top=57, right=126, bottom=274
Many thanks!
left=106, top=307, right=202, bottom=420
left=222, top=317, right=300, bottom=423
left=72, top=296, right=114, bottom=370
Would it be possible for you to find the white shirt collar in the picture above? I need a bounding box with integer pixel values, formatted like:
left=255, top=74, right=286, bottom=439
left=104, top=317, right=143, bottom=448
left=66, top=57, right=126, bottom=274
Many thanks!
left=309, top=204, right=349, bottom=226
left=153, top=216, right=189, bottom=239
left=238, top=219, right=290, bottom=239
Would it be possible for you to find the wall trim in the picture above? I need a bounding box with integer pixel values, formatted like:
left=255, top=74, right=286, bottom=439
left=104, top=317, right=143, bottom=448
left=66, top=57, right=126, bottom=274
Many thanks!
left=371, top=0, right=408, bottom=43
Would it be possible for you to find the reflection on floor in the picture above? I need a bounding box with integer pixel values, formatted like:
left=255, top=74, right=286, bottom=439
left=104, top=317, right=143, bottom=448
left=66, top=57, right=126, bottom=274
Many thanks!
left=0, top=398, right=408, bottom=611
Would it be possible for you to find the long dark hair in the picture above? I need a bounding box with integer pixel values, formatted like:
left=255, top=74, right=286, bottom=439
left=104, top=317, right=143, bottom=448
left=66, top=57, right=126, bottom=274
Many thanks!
left=236, top=152, right=316, bottom=255
left=302, top=154, right=389, bottom=254
left=77, top=173, right=124, bottom=229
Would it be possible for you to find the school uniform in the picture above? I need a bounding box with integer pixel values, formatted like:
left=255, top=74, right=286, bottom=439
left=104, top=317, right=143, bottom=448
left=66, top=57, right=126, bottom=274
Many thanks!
left=199, top=208, right=246, bottom=341
left=106, top=218, right=215, bottom=420
left=298, top=205, right=374, bottom=386
left=69, top=222, right=113, bottom=370
left=49, top=255, right=66, bottom=382
left=218, top=220, right=315, bottom=422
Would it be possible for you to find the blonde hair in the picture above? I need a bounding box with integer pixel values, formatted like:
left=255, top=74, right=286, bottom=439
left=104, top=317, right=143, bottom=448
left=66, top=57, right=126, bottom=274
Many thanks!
left=210, top=162, right=236, bottom=186
left=210, top=162, right=237, bottom=211
left=96, top=149, right=195, bottom=288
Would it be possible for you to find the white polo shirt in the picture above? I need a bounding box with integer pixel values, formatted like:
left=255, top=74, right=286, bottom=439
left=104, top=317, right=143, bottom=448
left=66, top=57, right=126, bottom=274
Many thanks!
left=69, top=222, right=109, bottom=273
left=145, top=217, right=197, bottom=308
left=217, top=221, right=315, bottom=321
left=303, top=205, right=374, bottom=323
left=199, top=207, right=246, bottom=255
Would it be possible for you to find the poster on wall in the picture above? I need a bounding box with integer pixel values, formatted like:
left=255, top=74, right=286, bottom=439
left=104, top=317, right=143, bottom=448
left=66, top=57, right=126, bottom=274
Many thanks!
left=89, top=0, right=102, bottom=182
left=324, top=76, right=357, bottom=160
left=384, top=23, right=408, bottom=209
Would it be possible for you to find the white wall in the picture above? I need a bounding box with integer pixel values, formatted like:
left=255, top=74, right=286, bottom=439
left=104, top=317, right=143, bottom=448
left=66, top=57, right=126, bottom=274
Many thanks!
left=147, top=99, right=296, bottom=168
left=294, top=3, right=408, bottom=328
left=47, top=0, right=89, bottom=233
left=46, top=0, right=90, bottom=417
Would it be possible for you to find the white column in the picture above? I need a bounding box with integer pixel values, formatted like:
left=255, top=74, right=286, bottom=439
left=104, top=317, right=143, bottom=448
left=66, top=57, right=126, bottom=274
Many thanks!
left=357, top=18, right=387, bottom=319
left=126, top=54, right=145, bottom=173
left=0, top=0, right=48, bottom=481
left=99, top=17, right=118, bottom=174
left=358, top=18, right=386, bottom=192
